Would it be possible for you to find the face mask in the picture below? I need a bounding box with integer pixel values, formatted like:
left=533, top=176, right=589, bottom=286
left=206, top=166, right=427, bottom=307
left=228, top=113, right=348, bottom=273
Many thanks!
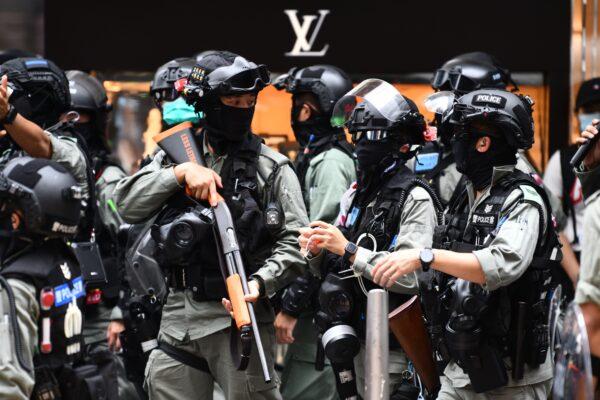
left=205, top=103, right=255, bottom=154
left=162, top=97, right=201, bottom=126
left=73, top=121, right=108, bottom=154
left=355, top=139, right=395, bottom=172
left=578, top=112, right=600, bottom=130
left=291, top=104, right=332, bottom=148
left=291, top=104, right=312, bottom=147
left=452, top=133, right=517, bottom=190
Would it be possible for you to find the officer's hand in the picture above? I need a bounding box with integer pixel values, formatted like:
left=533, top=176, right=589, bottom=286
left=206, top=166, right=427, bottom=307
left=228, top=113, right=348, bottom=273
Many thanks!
left=174, top=162, right=223, bottom=206
left=221, top=279, right=261, bottom=316
left=274, top=312, right=298, bottom=344
left=371, top=249, right=420, bottom=289
left=298, top=227, right=321, bottom=256
left=577, top=120, right=600, bottom=169
left=0, top=75, right=9, bottom=120
left=308, top=221, right=348, bottom=256
left=106, top=320, right=126, bottom=352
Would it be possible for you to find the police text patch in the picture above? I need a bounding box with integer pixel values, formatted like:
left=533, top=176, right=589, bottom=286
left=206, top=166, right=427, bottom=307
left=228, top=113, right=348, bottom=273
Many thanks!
left=472, top=94, right=507, bottom=108
left=54, top=276, right=85, bottom=307
left=471, top=213, right=497, bottom=227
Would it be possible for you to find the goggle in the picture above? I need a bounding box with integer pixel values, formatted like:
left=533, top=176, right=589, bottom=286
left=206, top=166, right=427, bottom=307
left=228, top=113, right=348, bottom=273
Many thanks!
left=209, top=64, right=271, bottom=93
left=352, top=130, right=390, bottom=143
left=432, top=69, right=479, bottom=93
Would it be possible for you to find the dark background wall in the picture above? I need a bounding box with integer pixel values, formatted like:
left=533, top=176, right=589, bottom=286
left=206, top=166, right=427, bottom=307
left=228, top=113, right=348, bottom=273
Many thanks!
left=45, top=0, right=572, bottom=153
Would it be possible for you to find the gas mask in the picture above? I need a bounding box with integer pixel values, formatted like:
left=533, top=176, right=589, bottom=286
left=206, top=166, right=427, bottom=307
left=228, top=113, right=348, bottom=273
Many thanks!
left=315, top=273, right=360, bottom=399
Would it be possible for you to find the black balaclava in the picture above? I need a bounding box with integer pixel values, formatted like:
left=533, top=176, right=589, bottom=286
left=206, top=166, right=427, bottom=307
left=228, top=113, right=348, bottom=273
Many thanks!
left=452, top=129, right=517, bottom=190
left=204, top=97, right=255, bottom=155
left=290, top=98, right=332, bottom=148
left=73, top=120, right=109, bottom=157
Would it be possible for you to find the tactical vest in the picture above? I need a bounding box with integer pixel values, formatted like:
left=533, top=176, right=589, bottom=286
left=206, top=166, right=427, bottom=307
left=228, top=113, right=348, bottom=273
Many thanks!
left=413, top=141, right=455, bottom=207
left=156, top=133, right=280, bottom=301
left=339, top=164, right=442, bottom=339
left=425, top=170, right=561, bottom=386
left=51, top=123, right=125, bottom=311
left=1, top=240, right=85, bottom=369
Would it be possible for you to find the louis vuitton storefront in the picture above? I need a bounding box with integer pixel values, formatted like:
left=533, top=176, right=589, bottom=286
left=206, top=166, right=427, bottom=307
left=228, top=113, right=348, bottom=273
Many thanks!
left=45, top=0, right=572, bottom=172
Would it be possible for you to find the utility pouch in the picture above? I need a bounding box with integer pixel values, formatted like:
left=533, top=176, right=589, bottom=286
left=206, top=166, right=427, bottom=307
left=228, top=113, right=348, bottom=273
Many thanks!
left=33, top=365, right=61, bottom=400
left=526, top=323, right=549, bottom=368
left=71, top=242, right=107, bottom=289
left=58, top=362, right=109, bottom=400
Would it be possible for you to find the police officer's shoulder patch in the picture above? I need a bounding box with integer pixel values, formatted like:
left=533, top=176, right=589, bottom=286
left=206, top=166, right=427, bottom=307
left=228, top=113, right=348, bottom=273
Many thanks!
left=409, top=186, right=431, bottom=202
left=259, top=144, right=291, bottom=168
left=518, top=184, right=544, bottom=206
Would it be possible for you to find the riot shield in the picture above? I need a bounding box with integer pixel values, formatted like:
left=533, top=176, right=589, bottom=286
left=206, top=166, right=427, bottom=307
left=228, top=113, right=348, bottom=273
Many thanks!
left=553, top=302, right=594, bottom=400
left=548, top=284, right=563, bottom=362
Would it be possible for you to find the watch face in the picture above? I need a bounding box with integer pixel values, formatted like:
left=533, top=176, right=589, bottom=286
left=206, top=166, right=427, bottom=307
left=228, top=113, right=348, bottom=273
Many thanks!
left=346, top=242, right=358, bottom=254
left=421, top=248, right=434, bottom=264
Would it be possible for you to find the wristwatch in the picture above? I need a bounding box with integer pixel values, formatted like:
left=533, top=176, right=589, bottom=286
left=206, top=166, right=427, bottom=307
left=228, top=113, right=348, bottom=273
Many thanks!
left=1, top=104, right=17, bottom=126
left=342, top=242, right=358, bottom=265
left=419, top=247, right=435, bottom=272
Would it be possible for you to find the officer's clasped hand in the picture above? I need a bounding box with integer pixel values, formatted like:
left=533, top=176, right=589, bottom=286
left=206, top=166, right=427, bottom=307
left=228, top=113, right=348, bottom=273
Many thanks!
left=174, top=162, right=223, bottom=206
left=303, top=221, right=348, bottom=257
left=578, top=120, right=600, bottom=169
left=371, top=249, right=421, bottom=289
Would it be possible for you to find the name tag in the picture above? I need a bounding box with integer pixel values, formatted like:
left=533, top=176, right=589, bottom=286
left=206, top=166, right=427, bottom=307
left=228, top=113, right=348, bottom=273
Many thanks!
left=471, top=213, right=497, bottom=227
left=414, top=153, right=440, bottom=173
left=54, top=276, right=85, bottom=307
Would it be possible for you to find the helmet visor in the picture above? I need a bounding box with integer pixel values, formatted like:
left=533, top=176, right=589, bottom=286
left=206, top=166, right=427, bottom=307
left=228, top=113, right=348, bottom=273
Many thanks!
left=331, top=79, right=410, bottom=128
left=432, top=69, right=479, bottom=93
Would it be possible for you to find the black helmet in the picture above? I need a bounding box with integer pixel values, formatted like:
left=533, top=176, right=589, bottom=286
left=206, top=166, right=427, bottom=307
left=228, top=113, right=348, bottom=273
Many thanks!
left=66, top=70, right=109, bottom=113
left=0, top=57, right=70, bottom=128
left=182, top=50, right=270, bottom=111
left=448, top=89, right=535, bottom=150
left=273, top=65, right=352, bottom=116
left=431, top=52, right=516, bottom=95
left=0, top=157, right=83, bottom=239
left=0, top=49, right=37, bottom=65
left=150, top=57, right=196, bottom=106
left=332, top=79, right=425, bottom=145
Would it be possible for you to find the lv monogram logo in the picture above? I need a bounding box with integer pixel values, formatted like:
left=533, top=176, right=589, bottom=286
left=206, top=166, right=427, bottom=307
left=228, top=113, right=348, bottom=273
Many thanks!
left=284, top=9, right=330, bottom=57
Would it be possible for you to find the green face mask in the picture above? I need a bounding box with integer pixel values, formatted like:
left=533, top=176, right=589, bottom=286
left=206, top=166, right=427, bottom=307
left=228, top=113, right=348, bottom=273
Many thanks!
left=162, top=97, right=201, bottom=125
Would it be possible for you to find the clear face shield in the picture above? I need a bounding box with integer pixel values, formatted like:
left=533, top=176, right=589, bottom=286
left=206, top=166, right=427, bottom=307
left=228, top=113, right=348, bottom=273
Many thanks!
left=330, top=79, right=412, bottom=129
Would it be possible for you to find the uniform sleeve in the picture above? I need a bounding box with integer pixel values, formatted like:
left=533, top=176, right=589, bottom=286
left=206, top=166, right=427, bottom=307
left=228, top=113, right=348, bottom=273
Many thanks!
left=575, top=195, right=600, bottom=305
left=307, top=152, right=356, bottom=224
left=0, top=279, right=38, bottom=400
left=48, top=133, right=90, bottom=200
left=352, top=186, right=437, bottom=294
left=113, top=151, right=182, bottom=223
left=543, top=150, right=563, bottom=199
left=473, top=189, right=544, bottom=291
left=96, top=166, right=127, bottom=237
left=251, top=164, right=310, bottom=296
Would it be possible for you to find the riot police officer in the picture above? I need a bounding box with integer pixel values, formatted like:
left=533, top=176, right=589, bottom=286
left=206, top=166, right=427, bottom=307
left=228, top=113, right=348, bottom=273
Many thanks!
left=273, top=64, right=356, bottom=400
left=299, top=79, right=440, bottom=399
left=0, top=57, right=89, bottom=194
left=150, top=57, right=198, bottom=129
left=0, top=157, right=88, bottom=398
left=63, top=70, right=140, bottom=399
left=415, top=51, right=516, bottom=207
left=113, top=50, right=308, bottom=400
left=372, top=89, right=560, bottom=399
